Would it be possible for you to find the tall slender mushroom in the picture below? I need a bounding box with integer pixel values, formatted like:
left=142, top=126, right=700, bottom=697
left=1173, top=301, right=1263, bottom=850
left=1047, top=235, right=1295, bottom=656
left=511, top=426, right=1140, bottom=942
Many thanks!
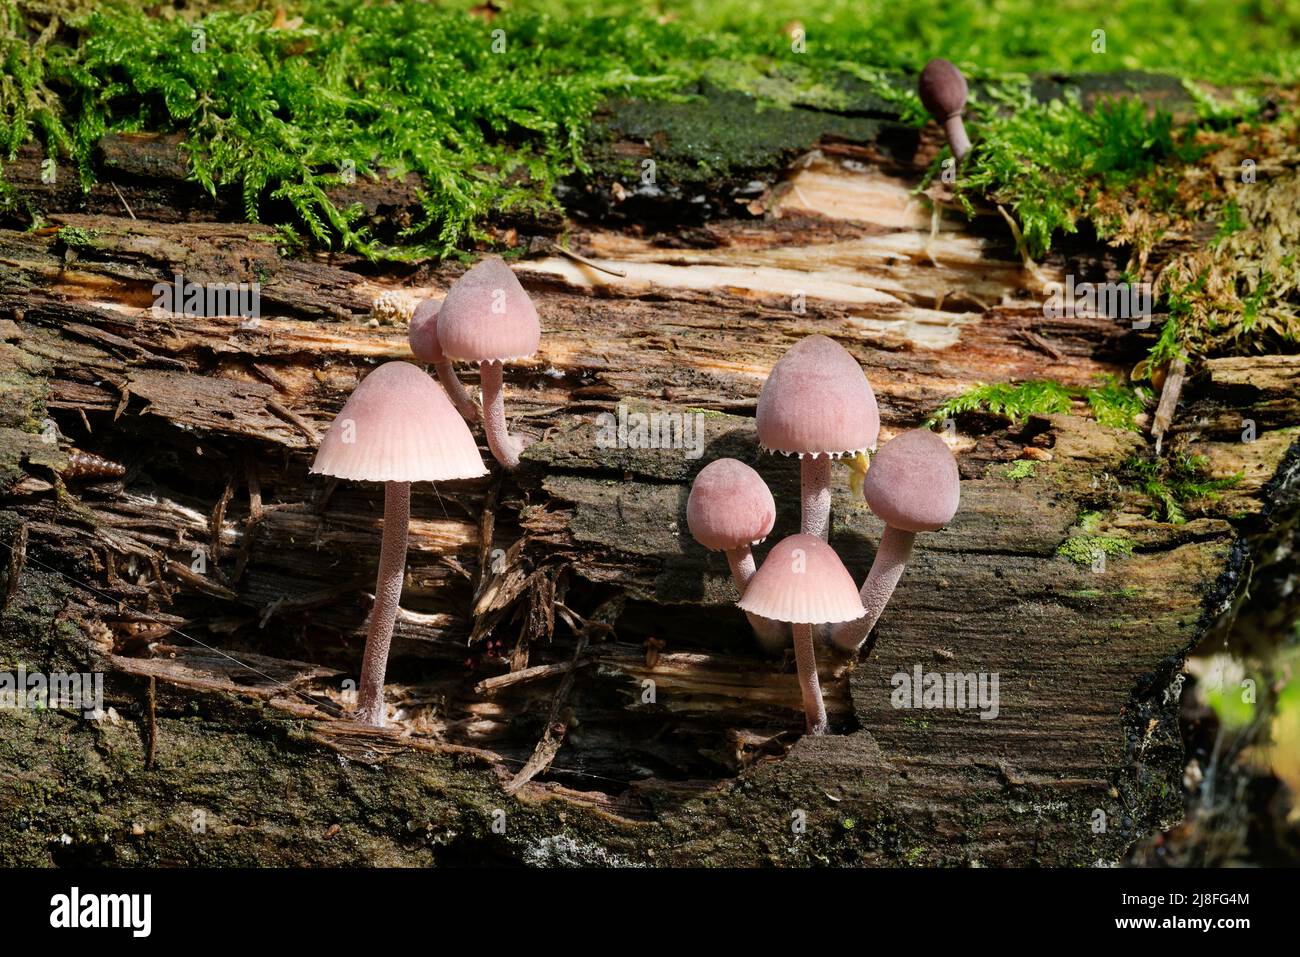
left=756, top=335, right=879, bottom=541
left=408, top=298, right=480, bottom=423
left=830, top=428, right=960, bottom=654
left=436, top=257, right=541, bottom=470
left=312, top=361, right=487, bottom=726
left=738, top=533, right=865, bottom=734
left=686, top=458, right=787, bottom=651
left=919, top=58, right=970, bottom=165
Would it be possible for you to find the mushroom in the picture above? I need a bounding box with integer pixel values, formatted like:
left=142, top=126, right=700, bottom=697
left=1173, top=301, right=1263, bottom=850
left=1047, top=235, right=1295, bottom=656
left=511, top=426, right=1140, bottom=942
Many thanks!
left=830, top=428, right=960, bottom=654
left=408, top=298, right=480, bottom=424
left=436, top=257, right=541, bottom=470
left=686, top=458, right=787, bottom=651
left=756, top=335, right=879, bottom=541
left=738, top=533, right=865, bottom=734
left=312, top=361, right=487, bottom=726
left=918, top=58, right=970, bottom=164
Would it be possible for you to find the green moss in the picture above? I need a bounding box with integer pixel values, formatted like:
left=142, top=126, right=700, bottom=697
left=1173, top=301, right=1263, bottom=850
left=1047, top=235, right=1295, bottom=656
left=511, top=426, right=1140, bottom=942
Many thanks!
left=1145, top=162, right=1300, bottom=365
left=55, top=225, right=94, bottom=247
left=1057, top=535, right=1135, bottom=566
left=1214, top=199, right=1246, bottom=246
left=1123, top=454, right=1242, bottom=525
left=928, top=380, right=1074, bottom=426
left=927, top=377, right=1146, bottom=432
left=1003, top=460, right=1036, bottom=480
left=1, top=1, right=1297, bottom=260
left=1086, top=376, right=1149, bottom=430
left=2, top=2, right=715, bottom=257
left=951, top=96, right=1188, bottom=259
left=590, top=88, right=885, bottom=191
left=1076, top=511, right=1104, bottom=534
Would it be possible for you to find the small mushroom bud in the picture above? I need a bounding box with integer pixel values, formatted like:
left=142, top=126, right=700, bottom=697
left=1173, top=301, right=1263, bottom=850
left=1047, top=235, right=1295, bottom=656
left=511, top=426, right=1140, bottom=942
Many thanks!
left=918, top=58, right=970, bottom=164
left=738, top=534, right=865, bottom=734
left=830, top=429, right=960, bottom=654
left=686, top=458, right=787, bottom=652
left=436, top=257, right=541, bottom=470
left=409, top=298, right=480, bottom=424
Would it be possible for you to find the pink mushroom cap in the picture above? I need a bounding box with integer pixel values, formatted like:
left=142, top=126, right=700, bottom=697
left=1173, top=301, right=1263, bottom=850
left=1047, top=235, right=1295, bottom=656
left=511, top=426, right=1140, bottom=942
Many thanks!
left=919, top=58, right=968, bottom=121
left=756, top=335, right=880, bottom=458
left=861, top=428, right=960, bottom=533
left=408, top=298, right=445, bottom=364
left=436, top=256, right=541, bottom=364
left=687, top=458, right=776, bottom=551
left=312, top=361, right=487, bottom=483
left=737, top=533, right=866, bottom=624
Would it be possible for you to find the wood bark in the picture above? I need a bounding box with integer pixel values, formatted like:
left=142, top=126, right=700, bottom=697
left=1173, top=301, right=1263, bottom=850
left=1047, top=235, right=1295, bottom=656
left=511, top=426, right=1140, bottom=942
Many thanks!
left=0, top=76, right=1297, bottom=867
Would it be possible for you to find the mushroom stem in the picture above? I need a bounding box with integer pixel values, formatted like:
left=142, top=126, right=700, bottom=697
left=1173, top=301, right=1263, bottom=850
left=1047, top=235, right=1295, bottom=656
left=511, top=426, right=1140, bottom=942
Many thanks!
left=944, top=115, right=971, bottom=165
left=800, top=455, right=832, bottom=540
left=433, top=360, right=480, bottom=423
left=725, top=548, right=788, bottom=652
left=355, top=480, right=411, bottom=727
left=830, top=524, right=916, bottom=654
left=479, top=360, right=527, bottom=470
left=793, top=622, right=829, bottom=734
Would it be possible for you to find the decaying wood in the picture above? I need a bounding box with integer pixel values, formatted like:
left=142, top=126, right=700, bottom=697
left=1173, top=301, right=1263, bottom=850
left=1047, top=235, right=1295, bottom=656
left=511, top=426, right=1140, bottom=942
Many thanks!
left=1, top=81, right=1297, bottom=868
left=1152, top=357, right=1188, bottom=453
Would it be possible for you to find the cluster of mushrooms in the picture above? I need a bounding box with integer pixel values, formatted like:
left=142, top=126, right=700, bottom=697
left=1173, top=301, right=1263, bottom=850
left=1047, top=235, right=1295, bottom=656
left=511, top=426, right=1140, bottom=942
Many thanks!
left=688, top=337, right=960, bottom=734
left=310, top=57, right=971, bottom=731
left=311, top=257, right=538, bottom=726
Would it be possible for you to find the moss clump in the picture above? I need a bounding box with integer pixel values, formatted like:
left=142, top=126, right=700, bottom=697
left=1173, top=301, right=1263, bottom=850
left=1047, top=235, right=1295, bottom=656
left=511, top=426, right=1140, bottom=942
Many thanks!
left=3, top=2, right=719, bottom=257
left=1099, top=115, right=1300, bottom=386
left=953, top=96, right=1192, bottom=259
left=1124, top=454, right=1242, bottom=525
left=1149, top=169, right=1300, bottom=362
left=927, top=377, right=1147, bottom=432
left=1003, top=460, right=1036, bottom=480
left=1, top=1, right=1297, bottom=259
left=1076, top=510, right=1104, bottom=534
left=588, top=87, right=885, bottom=195
left=55, top=225, right=94, bottom=247
left=1057, top=535, right=1135, bottom=566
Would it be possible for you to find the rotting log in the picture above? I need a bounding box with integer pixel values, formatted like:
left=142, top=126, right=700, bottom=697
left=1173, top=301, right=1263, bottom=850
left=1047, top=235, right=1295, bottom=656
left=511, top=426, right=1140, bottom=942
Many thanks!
left=1, top=81, right=1298, bottom=868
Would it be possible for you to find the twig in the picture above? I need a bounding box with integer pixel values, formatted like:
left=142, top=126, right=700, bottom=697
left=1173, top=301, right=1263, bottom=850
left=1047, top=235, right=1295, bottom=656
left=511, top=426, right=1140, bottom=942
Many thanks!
left=145, top=676, right=157, bottom=769
left=251, top=362, right=292, bottom=394
left=110, top=182, right=137, bottom=221
left=997, top=205, right=1049, bottom=289
left=475, top=659, right=581, bottom=696
left=266, top=397, right=319, bottom=443
left=1016, top=327, right=1065, bottom=361
left=549, top=241, right=626, bottom=278
left=210, top=469, right=237, bottom=568
left=1151, top=357, right=1187, bottom=455
left=3, top=523, right=27, bottom=610
left=231, top=455, right=263, bottom=584
left=504, top=631, right=589, bottom=795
